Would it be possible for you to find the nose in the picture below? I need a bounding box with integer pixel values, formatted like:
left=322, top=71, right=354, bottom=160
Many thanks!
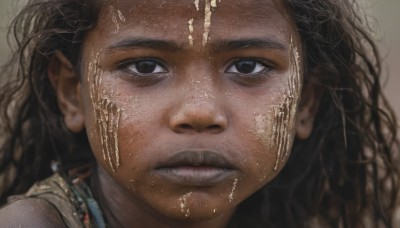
left=169, top=94, right=228, bottom=134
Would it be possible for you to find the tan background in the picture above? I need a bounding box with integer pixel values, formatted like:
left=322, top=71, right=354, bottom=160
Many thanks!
left=0, top=0, right=399, bottom=118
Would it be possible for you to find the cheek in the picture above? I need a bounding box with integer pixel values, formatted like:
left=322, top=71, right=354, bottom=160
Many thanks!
left=83, top=51, right=161, bottom=176
left=252, top=94, right=298, bottom=176
left=250, top=39, right=302, bottom=179
left=84, top=52, right=126, bottom=173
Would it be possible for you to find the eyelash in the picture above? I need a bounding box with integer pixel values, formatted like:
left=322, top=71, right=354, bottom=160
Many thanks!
left=226, top=58, right=273, bottom=75
left=118, top=58, right=168, bottom=75
left=117, top=57, right=275, bottom=85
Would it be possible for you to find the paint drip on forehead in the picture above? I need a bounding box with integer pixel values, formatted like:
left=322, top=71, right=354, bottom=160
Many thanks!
left=109, top=5, right=126, bottom=33
left=88, top=52, right=123, bottom=172
left=194, top=0, right=200, bottom=11
left=188, top=18, right=194, bottom=46
left=253, top=36, right=302, bottom=173
left=202, top=0, right=220, bottom=46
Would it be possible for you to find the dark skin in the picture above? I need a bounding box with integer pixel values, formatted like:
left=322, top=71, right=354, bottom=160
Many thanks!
left=0, top=0, right=321, bottom=227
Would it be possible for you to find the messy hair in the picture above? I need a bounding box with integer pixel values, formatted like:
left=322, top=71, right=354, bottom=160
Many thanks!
left=0, top=0, right=398, bottom=227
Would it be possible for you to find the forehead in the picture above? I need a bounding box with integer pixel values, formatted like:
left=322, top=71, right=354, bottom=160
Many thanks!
left=94, top=0, right=295, bottom=44
left=106, top=0, right=286, bottom=16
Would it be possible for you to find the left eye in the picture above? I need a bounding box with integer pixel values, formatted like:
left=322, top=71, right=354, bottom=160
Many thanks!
left=124, top=60, right=167, bottom=75
left=226, top=60, right=267, bottom=74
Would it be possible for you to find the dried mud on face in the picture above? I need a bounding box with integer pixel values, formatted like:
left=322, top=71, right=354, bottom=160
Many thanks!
left=89, top=52, right=122, bottom=172
left=252, top=37, right=301, bottom=172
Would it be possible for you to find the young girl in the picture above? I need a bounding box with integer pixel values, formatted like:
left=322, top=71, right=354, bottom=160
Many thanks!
left=0, top=0, right=399, bottom=227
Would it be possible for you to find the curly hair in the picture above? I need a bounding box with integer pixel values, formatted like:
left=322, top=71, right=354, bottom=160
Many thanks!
left=0, top=0, right=399, bottom=227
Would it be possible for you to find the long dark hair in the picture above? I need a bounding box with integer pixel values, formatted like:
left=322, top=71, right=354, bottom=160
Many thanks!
left=0, top=0, right=398, bottom=227
left=0, top=0, right=98, bottom=201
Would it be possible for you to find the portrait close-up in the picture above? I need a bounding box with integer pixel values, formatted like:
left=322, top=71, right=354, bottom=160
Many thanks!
left=0, top=0, right=399, bottom=227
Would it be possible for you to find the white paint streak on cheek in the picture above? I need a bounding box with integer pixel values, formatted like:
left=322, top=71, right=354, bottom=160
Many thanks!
left=272, top=106, right=286, bottom=171
left=110, top=6, right=126, bottom=33
left=98, top=98, right=122, bottom=172
left=228, top=178, right=238, bottom=203
left=89, top=52, right=105, bottom=160
left=272, top=36, right=302, bottom=171
left=88, top=52, right=123, bottom=172
left=202, top=0, right=218, bottom=46
left=179, top=192, right=192, bottom=217
left=188, top=18, right=194, bottom=46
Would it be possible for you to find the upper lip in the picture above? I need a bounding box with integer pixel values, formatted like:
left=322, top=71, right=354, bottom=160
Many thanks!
left=155, top=149, right=236, bottom=170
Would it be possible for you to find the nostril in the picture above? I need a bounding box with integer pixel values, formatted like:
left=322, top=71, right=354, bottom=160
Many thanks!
left=207, top=125, right=221, bottom=130
left=176, top=123, right=222, bottom=132
left=179, top=124, right=193, bottom=130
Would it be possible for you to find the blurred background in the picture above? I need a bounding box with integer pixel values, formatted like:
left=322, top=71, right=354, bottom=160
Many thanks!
left=0, top=0, right=399, bottom=118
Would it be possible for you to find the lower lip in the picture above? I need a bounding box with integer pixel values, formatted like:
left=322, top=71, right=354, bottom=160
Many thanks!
left=154, top=167, right=236, bottom=186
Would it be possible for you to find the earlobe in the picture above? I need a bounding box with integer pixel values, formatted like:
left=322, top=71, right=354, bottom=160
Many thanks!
left=48, top=51, right=85, bottom=133
left=295, top=78, right=323, bottom=140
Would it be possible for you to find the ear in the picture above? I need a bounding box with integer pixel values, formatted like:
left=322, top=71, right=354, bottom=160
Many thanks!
left=295, top=71, right=324, bottom=140
left=48, top=51, right=85, bottom=133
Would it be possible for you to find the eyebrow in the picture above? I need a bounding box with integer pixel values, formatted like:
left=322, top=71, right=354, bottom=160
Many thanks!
left=106, top=37, right=287, bottom=53
left=107, top=38, right=182, bottom=52
left=211, top=38, right=288, bottom=53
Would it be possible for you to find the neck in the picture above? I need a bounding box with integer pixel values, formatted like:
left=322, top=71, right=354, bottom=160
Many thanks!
left=92, top=165, right=234, bottom=228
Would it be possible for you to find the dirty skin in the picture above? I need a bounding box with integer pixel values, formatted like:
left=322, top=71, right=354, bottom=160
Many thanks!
left=188, top=18, right=194, bottom=46
left=110, top=5, right=126, bottom=33
left=202, top=0, right=219, bottom=46
left=253, top=37, right=302, bottom=173
left=88, top=52, right=123, bottom=172
left=228, top=178, right=238, bottom=203
left=179, top=192, right=192, bottom=217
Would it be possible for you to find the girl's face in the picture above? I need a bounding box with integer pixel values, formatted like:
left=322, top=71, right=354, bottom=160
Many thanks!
left=76, top=0, right=305, bottom=222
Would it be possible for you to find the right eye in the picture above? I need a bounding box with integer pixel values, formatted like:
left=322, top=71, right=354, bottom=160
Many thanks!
left=226, top=59, right=268, bottom=75
left=121, top=59, right=168, bottom=75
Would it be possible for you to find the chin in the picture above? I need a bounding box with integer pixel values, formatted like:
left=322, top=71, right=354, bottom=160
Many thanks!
left=162, top=207, right=229, bottom=224
left=151, top=192, right=237, bottom=223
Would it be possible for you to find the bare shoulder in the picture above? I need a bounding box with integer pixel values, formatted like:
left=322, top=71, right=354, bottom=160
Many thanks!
left=0, top=198, right=67, bottom=228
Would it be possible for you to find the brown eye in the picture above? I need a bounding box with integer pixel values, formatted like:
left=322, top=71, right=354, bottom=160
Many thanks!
left=227, top=60, right=267, bottom=74
left=125, top=59, right=167, bottom=75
